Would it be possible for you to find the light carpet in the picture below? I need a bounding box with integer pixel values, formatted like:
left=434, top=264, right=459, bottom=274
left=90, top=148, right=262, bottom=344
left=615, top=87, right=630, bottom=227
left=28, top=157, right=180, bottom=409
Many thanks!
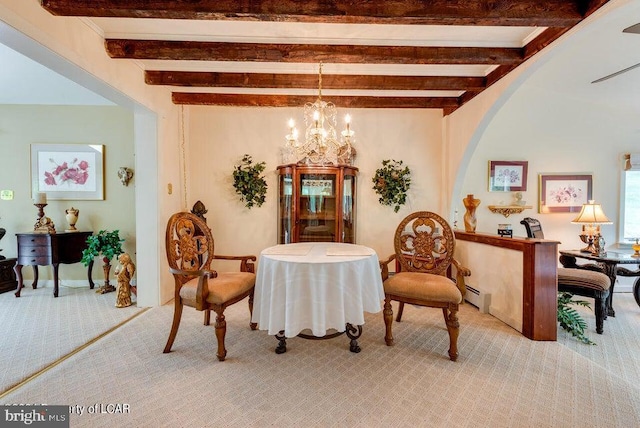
left=0, top=284, right=144, bottom=394
left=1, top=292, right=639, bottom=427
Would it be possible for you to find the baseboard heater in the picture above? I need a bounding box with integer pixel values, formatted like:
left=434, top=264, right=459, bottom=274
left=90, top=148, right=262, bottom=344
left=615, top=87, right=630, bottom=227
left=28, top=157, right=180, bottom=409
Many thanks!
left=465, top=285, right=491, bottom=314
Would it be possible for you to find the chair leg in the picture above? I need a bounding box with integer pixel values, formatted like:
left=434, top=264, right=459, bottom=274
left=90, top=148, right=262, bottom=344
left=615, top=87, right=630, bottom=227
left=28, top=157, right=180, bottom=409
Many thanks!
left=163, top=299, right=184, bottom=353
left=204, top=309, right=211, bottom=326
left=383, top=297, right=394, bottom=346
left=214, top=308, right=228, bottom=361
left=396, top=302, right=405, bottom=322
left=594, top=294, right=607, bottom=334
left=442, top=306, right=459, bottom=362
left=249, top=289, right=258, bottom=330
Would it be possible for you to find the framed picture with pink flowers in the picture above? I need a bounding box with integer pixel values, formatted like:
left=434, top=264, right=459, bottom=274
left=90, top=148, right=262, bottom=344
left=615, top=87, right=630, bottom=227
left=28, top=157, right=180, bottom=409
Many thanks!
left=30, top=143, right=104, bottom=200
left=488, top=160, right=528, bottom=192
left=538, top=174, right=592, bottom=213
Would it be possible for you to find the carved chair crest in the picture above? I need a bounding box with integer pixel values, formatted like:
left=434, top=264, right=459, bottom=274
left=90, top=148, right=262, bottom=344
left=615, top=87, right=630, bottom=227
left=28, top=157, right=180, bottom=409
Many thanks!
left=395, top=211, right=455, bottom=275
left=166, top=213, right=213, bottom=272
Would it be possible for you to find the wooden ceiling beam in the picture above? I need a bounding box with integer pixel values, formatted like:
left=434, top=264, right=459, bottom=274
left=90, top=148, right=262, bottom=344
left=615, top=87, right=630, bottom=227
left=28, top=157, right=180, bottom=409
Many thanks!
left=41, top=0, right=588, bottom=26
left=171, top=93, right=459, bottom=109
left=106, top=40, right=522, bottom=65
left=145, top=71, right=486, bottom=91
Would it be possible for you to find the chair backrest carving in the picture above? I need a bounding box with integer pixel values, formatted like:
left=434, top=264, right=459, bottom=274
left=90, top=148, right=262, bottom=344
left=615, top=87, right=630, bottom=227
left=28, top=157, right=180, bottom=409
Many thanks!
left=394, top=211, right=455, bottom=275
left=520, top=217, right=544, bottom=239
left=166, top=212, right=214, bottom=277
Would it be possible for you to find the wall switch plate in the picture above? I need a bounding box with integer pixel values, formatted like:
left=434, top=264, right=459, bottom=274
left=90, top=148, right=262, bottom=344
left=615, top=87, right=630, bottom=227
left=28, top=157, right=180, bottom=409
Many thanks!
left=0, top=190, right=14, bottom=200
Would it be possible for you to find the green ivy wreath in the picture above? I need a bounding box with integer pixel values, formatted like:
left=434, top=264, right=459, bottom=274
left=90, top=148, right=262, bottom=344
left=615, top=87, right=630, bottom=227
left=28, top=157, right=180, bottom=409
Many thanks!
left=372, top=159, right=411, bottom=213
left=232, top=154, right=267, bottom=209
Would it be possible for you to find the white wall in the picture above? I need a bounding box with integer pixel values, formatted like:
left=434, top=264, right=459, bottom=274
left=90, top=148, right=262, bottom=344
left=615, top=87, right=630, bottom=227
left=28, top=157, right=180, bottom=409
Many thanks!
left=459, top=85, right=635, bottom=248
left=187, top=106, right=444, bottom=261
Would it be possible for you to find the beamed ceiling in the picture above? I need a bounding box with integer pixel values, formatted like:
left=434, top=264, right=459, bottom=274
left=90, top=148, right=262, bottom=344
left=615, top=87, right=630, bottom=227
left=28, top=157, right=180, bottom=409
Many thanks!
left=40, top=0, right=610, bottom=115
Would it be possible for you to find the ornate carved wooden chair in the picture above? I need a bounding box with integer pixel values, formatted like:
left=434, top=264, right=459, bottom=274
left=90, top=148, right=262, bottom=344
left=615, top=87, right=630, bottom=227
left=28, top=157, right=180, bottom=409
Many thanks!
left=164, top=212, right=257, bottom=361
left=520, top=217, right=611, bottom=334
left=379, top=211, right=471, bottom=361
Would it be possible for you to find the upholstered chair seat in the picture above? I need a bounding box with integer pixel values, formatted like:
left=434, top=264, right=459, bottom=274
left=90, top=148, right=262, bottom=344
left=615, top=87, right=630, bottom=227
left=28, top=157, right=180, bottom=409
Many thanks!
left=384, top=272, right=463, bottom=303
left=179, top=272, right=256, bottom=306
left=557, top=267, right=611, bottom=334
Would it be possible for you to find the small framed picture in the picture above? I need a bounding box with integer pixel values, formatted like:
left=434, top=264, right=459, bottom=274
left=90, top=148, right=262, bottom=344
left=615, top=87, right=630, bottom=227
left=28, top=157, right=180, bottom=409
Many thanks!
left=539, top=174, right=592, bottom=213
left=488, top=161, right=528, bottom=192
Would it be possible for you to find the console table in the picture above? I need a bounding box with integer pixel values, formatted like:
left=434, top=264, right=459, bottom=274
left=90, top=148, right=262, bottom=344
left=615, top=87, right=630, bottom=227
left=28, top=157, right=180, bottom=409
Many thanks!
left=14, top=232, right=94, bottom=298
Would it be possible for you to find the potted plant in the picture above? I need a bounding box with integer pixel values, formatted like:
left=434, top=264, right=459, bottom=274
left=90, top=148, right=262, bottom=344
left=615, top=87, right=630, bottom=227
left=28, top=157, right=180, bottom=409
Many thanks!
left=557, top=292, right=595, bottom=345
left=81, top=230, right=125, bottom=294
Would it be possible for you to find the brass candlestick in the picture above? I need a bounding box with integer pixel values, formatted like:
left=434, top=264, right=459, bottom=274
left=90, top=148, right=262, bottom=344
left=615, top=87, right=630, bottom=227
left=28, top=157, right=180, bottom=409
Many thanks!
left=35, top=203, right=47, bottom=222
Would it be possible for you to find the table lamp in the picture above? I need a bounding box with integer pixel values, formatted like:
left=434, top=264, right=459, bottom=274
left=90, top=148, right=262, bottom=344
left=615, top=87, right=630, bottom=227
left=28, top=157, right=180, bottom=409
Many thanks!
left=571, top=200, right=612, bottom=254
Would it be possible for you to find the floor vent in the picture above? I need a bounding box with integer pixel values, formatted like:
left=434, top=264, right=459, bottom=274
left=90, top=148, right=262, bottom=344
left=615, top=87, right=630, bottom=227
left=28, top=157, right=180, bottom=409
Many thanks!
left=465, top=285, right=490, bottom=313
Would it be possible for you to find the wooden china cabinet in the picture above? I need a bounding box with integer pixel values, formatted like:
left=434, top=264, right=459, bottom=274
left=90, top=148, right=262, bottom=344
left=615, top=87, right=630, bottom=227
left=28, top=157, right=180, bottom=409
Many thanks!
left=277, top=164, right=358, bottom=244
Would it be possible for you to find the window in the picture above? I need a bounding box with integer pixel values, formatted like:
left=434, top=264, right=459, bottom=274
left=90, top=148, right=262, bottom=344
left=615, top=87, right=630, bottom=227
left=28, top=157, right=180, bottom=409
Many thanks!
left=621, top=169, right=640, bottom=243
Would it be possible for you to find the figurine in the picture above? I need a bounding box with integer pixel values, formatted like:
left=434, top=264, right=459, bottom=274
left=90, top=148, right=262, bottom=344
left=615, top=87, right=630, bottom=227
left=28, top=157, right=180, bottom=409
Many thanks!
left=33, top=215, right=56, bottom=234
left=463, top=194, right=481, bottom=233
left=114, top=253, right=135, bottom=308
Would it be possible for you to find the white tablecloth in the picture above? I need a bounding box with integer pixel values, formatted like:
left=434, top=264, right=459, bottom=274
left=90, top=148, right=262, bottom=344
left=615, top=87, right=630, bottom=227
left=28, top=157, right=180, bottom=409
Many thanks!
left=252, top=242, right=385, bottom=337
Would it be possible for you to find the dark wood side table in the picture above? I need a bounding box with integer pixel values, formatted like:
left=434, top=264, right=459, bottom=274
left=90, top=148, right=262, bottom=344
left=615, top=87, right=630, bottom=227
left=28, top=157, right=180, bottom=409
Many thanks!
left=14, top=232, right=94, bottom=298
left=0, top=258, right=18, bottom=293
left=559, top=249, right=640, bottom=317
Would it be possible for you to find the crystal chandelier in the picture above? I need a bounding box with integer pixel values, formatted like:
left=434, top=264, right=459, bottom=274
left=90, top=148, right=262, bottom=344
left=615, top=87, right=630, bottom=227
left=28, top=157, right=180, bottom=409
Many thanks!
left=282, top=64, right=355, bottom=166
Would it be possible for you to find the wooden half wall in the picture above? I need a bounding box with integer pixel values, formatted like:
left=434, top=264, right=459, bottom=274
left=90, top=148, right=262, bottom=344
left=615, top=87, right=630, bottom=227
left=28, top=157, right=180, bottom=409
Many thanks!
left=454, top=231, right=559, bottom=341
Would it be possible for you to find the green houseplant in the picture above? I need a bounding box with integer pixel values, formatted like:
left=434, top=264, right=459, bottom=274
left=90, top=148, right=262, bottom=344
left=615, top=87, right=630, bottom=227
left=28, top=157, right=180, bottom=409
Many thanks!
left=81, top=230, right=125, bottom=294
left=232, top=154, right=268, bottom=209
left=372, top=159, right=411, bottom=213
left=557, top=292, right=595, bottom=345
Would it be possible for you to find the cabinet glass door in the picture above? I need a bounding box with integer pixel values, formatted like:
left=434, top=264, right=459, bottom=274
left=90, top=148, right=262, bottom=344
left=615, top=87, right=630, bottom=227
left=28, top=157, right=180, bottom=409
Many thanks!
left=298, top=173, right=336, bottom=242
left=342, top=174, right=356, bottom=243
left=278, top=173, right=293, bottom=243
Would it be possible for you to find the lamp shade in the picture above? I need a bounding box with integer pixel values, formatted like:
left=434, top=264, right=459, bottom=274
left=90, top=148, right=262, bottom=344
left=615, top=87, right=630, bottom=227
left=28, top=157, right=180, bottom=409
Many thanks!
left=571, top=200, right=613, bottom=224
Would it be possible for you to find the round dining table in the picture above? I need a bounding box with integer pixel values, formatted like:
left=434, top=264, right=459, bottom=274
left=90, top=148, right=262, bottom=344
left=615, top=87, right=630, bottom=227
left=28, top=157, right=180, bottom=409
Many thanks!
left=252, top=242, right=384, bottom=353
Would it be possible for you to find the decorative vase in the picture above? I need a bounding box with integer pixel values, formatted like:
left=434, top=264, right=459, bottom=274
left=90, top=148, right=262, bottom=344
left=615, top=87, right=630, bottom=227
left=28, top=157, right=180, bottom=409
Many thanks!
left=65, top=207, right=79, bottom=232
left=632, top=239, right=640, bottom=257
left=463, top=194, right=481, bottom=233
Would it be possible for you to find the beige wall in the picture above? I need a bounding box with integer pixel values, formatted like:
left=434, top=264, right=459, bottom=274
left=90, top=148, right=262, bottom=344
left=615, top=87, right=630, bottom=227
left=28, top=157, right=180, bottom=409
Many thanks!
left=0, top=105, right=135, bottom=283
left=187, top=106, right=444, bottom=261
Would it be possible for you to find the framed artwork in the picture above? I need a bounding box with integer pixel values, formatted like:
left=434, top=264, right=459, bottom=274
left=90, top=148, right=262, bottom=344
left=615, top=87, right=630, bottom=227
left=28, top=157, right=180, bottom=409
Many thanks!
left=488, top=160, right=528, bottom=192
left=31, top=143, right=105, bottom=200
left=539, top=174, right=592, bottom=213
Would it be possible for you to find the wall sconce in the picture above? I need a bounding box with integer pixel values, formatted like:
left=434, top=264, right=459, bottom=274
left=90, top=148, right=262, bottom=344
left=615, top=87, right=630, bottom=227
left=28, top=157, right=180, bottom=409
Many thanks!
left=571, top=200, right=612, bottom=254
left=118, top=167, right=134, bottom=186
